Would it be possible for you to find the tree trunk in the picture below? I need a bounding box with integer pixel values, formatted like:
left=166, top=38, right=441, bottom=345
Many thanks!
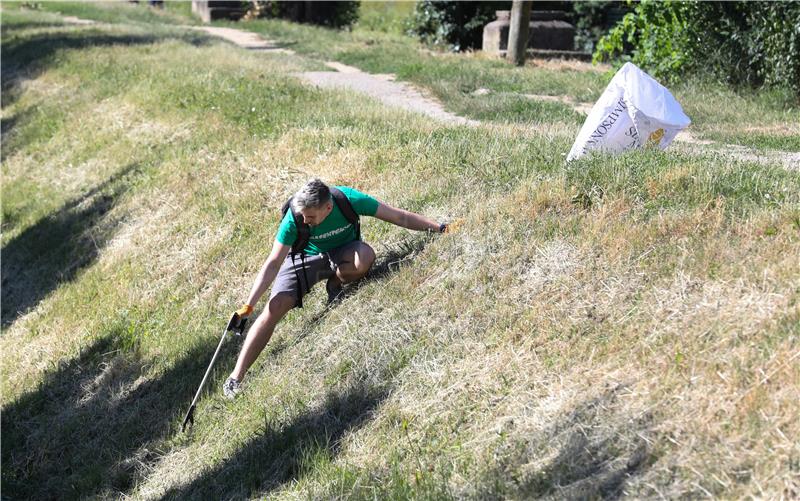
left=507, top=0, right=532, bottom=66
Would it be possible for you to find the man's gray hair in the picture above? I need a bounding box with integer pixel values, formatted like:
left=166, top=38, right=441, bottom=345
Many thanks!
left=291, top=178, right=331, bottom=211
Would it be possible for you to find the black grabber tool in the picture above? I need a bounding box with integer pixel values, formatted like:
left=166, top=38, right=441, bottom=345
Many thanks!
left=181, top=312, right=248, bottom=432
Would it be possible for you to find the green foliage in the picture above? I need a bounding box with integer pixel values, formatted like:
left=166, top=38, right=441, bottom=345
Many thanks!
left=746, top=2, right=800, bottom=94
left=408, top=0, right=508, bottom=51
left=355, top=1, right=416, bottom=35
left=409, top=0, right=629, bottom=53
left=593, top=0, right=689, bottom=77
left=571, top=1, right=629, bottom=53
left=594, top=0, right=800, bottom=98
left=249, top=1, right=360, bottom=29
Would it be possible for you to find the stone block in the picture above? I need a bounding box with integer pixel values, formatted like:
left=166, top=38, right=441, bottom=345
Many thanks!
left=191, top=1, right=245, bottom=23
left=483, top=10, right=576, bottom=53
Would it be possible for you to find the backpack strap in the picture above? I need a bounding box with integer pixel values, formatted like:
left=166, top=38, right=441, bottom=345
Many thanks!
left=282, top=197, right=310, bottom=254
left=282, top=197, right=311, bottom=308
left=330, top=187, right=361, bottom=241
left=289, top=252, right=308, bottom=308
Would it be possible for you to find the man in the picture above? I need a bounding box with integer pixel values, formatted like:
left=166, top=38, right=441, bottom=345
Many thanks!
left=223, top=178, right=448, bottom=398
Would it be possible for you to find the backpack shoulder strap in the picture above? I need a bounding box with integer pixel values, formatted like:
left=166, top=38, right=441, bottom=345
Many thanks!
left=281, top=197, right=309, bottom=308
left=282, top=197, right=309, bottom=254
left=330, top=187, right=359, bottom=225
left=330, top=187, right=361, bottom=240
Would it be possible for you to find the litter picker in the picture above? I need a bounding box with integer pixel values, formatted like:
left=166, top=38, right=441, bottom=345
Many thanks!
left=181, top=312, right=248, bottom=432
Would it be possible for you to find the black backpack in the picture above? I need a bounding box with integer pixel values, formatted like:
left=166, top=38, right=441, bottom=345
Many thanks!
left=280, top=187, right=360, bottom=307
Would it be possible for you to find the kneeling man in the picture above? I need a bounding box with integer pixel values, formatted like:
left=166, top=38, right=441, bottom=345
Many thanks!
left=223, top=178, right=447, bottom=398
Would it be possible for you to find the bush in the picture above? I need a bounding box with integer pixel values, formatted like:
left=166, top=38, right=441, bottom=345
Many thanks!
left=594, top=1, right=800, bottom=98
left=408, top=0, right=508, bottom=51
left=572, top=1, right=631, bottom=53
left=409, top=1, right=626, bottom=54
left=246, top=1, right=359, bottom=29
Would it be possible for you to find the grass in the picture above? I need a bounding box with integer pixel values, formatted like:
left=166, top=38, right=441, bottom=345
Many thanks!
left=21, top=0, right=198, bottom=26
left=2, top=5, right=800, bottom=500
left=220, top=17, right=606, bottom=127
left=356, top=0, right=416, bottom=34
left=226, top=14, right=800, bottom=150
left=20, top=0, right=797, bottom=149
left=674, top=81, right=800, bottom=152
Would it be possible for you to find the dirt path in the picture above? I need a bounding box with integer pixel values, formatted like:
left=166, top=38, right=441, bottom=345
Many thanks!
left=63, top=16, right=96, bottom=25
left=192, top=26, right=294, bottom=53
left=673, top=140, right=800, bottom=171
left=193, top=27, right=477, bottom=126
left=297, top=62, right=480, bottom=127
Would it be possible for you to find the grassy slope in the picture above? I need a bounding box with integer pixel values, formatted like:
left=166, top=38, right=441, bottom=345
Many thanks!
left=2, top=4, right=799, bottom=500
left=32, top=0, right=198, bottom=26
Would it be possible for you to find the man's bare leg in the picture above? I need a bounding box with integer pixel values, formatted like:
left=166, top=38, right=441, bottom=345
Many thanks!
left=230, top=293, right=295, bottom=381
left=327, top=242, right=376, bottom=298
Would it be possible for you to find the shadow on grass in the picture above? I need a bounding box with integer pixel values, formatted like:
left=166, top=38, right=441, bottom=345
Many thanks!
left=247, top=40, right=298, bottom=52
left=1, top=103, right=64, bottom=162
left=365, top=235, right=433, bottom=283
left=1, top=29, right=212, bottom=105
left=475, top=384, right=656, bottom=500
left=525, top=428, right=649, bottom=500
left=1, top=20, right=70, bottom=35
left=337, top=234, right=433, bottom=305
left=161, top=381, right=389, bottom=500
left=0, top=323, right=244, bottom=500
left=1, top=112, right=19, bottom=136
left=1, top=164, right=139, bottom=327
left=0, top=112, right=21, bottom=161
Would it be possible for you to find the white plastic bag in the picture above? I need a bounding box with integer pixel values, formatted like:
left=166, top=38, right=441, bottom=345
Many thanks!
left=567, top=62, right=691, bottom=162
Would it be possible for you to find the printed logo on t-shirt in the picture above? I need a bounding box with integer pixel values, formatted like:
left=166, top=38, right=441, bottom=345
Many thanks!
left=309, top=223, right=353, bottom=241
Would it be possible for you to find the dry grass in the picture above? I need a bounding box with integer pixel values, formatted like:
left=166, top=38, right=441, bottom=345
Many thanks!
left=529, top=57, right=611, bottom=74
left=2, top=7, right=799, bottom=500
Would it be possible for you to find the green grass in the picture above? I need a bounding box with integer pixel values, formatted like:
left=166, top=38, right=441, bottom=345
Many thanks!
left=2, top=7, right=799, bottom=501
left=7, top=1, right=798, bottom=149
left=228, top=15, right=800, bottom=150
left=4, top=0, right=198, bottom=25
left=220, top=17, right=608, bottom=127
left=566, top=149, right=799, bottom=216
left=674, top=82, right=800, bottom=151
left=356, top=0, right=416, bottom=34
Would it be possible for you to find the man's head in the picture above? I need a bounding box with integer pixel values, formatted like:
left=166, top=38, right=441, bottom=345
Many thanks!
left=291, top=178, right=333, bottom=226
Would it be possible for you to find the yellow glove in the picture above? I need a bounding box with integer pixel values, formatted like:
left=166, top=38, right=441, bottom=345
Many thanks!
left=236, top=304, right=254, bottom=318
left=442, top=219, right=463, bottom=234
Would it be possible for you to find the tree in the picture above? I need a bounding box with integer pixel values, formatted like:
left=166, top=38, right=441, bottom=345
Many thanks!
left=507, top=0, right=532, bottom=66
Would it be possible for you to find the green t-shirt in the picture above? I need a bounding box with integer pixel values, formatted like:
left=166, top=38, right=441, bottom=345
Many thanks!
left=276, top=186, right=379, bottom=255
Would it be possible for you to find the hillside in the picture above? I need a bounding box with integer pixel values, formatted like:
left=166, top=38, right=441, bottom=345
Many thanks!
left=2, top=3, right=799, bottom=499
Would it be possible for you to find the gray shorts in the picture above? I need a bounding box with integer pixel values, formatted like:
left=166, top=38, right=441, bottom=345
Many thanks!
left=269, top=240, right=362, bottom=306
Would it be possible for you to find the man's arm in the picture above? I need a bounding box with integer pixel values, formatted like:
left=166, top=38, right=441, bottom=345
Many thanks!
left=374, top=202, right=442, bottom=232
left=241, top=239, right=292, bottom=312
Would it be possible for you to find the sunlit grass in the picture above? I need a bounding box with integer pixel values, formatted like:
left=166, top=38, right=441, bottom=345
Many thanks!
left=2, top=7, right=798, bottom=500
